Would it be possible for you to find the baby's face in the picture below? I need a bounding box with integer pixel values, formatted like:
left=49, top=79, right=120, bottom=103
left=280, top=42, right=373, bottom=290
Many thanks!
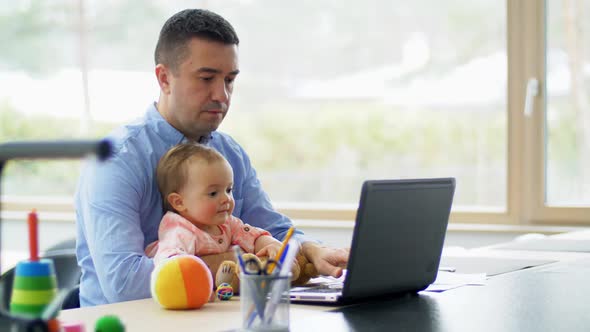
left=179, top=159, right=235, bottom=228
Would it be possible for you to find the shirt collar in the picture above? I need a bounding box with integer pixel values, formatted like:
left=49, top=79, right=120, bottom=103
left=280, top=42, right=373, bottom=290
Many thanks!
left=145, top=102, right=214, bottom=146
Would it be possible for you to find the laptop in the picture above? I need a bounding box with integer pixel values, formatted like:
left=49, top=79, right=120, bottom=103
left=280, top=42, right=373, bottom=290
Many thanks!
left=290, top=178, right=455, bottom=304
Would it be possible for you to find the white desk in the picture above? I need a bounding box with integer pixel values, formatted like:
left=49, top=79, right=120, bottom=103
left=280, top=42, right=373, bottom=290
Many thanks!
left=59, top=297, right=335, bottom=331
left=59, top=229, right=590, bottom=331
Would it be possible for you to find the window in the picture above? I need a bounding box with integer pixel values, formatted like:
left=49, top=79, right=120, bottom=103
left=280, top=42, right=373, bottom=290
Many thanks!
left=223, top=1, right=507, bottom=214
left=1, top=0, right=588, bottom=225
left=546, top=0, right=590, bottom=206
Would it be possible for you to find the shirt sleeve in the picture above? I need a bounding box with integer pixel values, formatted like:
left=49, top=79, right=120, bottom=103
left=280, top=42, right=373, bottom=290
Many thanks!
left=149, top=212, right=197, bottom=265
left=227, top=216, right=270, bottom=253
left=76, top=154, right=155, bottom=303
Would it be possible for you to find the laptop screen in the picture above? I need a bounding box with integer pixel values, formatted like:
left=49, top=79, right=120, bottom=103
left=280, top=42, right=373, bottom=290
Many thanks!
left=342, top=178, right=455, bottom=302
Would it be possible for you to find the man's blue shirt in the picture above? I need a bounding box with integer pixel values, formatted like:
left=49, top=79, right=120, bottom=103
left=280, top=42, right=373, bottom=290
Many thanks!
left=75, top=103, right=303, bottom=306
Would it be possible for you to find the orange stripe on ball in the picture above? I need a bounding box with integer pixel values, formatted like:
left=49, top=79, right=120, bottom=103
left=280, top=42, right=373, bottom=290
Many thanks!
left=178, top=256, right=212, bottom=309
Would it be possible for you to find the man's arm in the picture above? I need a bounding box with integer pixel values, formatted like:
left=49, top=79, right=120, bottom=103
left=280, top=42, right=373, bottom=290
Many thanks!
left=239, top=164, right=350, bottom=277
left=222, top=136, right=349, bottom=277
left=229, top=141, right=304, bottom=241
left=77, top=158, right=155, bottom=304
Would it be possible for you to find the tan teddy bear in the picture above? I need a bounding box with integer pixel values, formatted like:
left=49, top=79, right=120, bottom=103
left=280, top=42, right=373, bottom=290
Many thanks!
left=290, top=252, right=319, bottom=286
left=215, top=252, right=318, bottom=294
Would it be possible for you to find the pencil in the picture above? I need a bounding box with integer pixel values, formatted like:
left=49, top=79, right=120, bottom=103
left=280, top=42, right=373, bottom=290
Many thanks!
left=269, top=227, right=294, bottom=274
left=232, top=245, right=246, bottom=271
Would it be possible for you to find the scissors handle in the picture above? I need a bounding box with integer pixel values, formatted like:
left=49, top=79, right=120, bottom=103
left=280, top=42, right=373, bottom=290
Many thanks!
left=243, top=258, right=282, bottom=275
left=243, top=257, right=263, bottom=275
left=261, top=259, right=281, bottom=275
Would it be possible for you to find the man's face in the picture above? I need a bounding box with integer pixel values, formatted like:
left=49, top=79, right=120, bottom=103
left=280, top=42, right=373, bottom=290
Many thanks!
left=159, top=38, right=239, bottom=139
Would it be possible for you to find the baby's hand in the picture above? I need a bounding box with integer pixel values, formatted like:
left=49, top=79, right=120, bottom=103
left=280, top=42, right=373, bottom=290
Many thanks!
left=256, top=242, right=282, bottom=260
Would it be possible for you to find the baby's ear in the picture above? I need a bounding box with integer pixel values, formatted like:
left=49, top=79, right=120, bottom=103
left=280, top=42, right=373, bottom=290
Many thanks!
left=167, top=192, right=185, bottom=212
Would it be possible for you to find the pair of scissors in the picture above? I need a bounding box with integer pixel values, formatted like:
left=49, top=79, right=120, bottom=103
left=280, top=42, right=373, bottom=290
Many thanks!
left=243, top=258, right=282, bottom=276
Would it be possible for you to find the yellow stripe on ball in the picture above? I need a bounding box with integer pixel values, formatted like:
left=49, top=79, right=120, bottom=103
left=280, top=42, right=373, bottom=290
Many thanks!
left=153, top=258, right=188, bottom=309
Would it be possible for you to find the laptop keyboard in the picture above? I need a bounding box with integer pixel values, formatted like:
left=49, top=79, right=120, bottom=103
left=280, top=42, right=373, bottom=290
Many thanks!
left=301, top=287, right=342, bottom=293
left=293, top=283, right=343, bottom=293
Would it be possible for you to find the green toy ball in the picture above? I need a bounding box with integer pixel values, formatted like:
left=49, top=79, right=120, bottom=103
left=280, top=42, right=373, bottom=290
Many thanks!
left=95, top=315, right=125, bottom=332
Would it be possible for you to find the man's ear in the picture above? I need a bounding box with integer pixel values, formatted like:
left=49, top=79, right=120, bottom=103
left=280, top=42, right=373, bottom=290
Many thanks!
left=167, top=192, right=185, bottom=212
left=155, top=64, right=171, bottom=94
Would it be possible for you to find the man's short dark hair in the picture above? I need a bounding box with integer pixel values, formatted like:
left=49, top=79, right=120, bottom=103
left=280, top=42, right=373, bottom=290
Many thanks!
left=154, top=9, right=240, bottom=72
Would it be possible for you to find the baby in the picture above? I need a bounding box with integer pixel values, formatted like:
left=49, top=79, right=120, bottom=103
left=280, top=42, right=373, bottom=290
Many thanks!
left=145, top=142, right=293, bottom=292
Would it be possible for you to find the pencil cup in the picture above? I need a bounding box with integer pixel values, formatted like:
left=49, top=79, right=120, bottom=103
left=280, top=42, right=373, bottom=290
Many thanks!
left=9, top=259, right=58, bottom=318
left=240, top=273, right=290, bottom=331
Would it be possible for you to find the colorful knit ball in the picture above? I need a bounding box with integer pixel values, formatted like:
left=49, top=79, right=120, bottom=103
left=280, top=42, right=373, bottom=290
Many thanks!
left=216, top=283, right=233, bottom=301
left=150, top=255, right=213, bottom=309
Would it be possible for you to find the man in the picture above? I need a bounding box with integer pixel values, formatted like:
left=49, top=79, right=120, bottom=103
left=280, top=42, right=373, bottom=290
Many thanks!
left=75, top=8, right=349, bottom=306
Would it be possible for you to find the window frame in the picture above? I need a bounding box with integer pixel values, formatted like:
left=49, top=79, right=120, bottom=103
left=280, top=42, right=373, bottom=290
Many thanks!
left=517, top=0, right=590, bottom=225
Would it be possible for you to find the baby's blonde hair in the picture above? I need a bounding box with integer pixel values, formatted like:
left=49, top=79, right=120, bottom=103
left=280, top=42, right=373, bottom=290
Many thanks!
left=156, top=143, right=227, bottom=212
